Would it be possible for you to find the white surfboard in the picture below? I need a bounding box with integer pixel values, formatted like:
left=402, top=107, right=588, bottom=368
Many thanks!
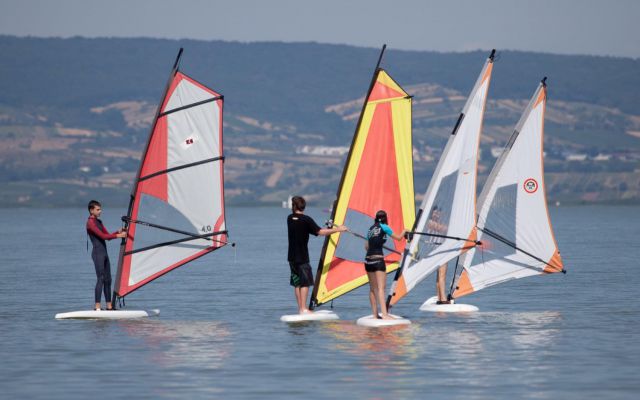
left=55, top=309, right=160, bottom=320
left=356, top=314, right=411, bottom=327
left=419, top=296, right=479, bottom=313
left=280, top=310, right=340, bottom=322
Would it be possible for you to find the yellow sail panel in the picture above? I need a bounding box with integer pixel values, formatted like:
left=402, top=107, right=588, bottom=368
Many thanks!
left=312, top=70, right=414, bottom=306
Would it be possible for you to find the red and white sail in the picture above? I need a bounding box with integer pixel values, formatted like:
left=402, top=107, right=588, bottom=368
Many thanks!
left=115, top=51, right=227, bottom=298
left=387, top=51, right=494, bottom=306
left=453, top=79, right=563, bottom=298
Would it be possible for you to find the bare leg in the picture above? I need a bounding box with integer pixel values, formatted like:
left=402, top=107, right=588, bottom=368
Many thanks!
left=299, top=286, right=311, bottom=313
left=366, top=271, right=379, bottom=317
left=294, top=287, right=302, bottom=312
left=376, top=271, right=393, bottom=319
left=436, top=264, right=448, bottom=302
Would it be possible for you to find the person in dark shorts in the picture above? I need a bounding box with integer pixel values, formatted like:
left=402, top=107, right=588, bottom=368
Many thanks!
left=365, top=210, right=407, bottom=320
left=287, top=196, right=347, bottom=314
left=86, top=200, right=126, bottom=311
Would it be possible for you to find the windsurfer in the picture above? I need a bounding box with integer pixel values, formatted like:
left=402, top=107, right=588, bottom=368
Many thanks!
left=86, top=200, right=126, bottom=311
left=287, top=196, right=347, bottom=314
left=365, top=210, right=407, bottom=319
left=427, top=206, right=451, bottom=304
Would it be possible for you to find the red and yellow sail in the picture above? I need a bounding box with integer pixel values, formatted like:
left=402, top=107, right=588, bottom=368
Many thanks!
left=311, top=69, right=414, bottom=307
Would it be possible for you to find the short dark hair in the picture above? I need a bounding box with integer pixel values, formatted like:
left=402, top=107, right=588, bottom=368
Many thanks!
left=292, top=196, right=306, bottom=212
left=375, top=210, right=388, bottom=224
left=88, top=200, right=101, bottom=212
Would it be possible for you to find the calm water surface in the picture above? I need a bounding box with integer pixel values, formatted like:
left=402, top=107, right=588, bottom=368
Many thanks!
left=1, top=206, right=639, bottom=399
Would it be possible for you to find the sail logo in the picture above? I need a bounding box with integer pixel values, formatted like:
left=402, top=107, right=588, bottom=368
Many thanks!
left=523, top=178, right=538, bottom=193
left=180, top=135, right=198, bottom=149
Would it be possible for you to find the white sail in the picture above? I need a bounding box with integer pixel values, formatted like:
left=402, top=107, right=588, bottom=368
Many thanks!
left=453, top=79, right=564, bottom=298
left=387, top=51, right=495, bottom=306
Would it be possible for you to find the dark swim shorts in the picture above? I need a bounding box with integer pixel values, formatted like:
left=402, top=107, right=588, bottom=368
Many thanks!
left=289, top=262, right=314, bottom=287
left=364, top=258, right=386, bottom=273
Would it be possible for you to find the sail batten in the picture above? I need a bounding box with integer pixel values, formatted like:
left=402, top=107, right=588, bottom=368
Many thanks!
left=159, top=95, right=223, bottom=117
left=114, top=50, right=227, bottom=298
left=388, top=51, right=495, bottom=307
left=453, top=79, right=564, bottom=298
left=139, top=156, right=224, bottom=182
left=310, top=52, right=414, bottom=308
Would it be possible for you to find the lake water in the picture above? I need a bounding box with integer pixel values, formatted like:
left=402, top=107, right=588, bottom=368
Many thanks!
left=1, top=206, right=639, bottom=399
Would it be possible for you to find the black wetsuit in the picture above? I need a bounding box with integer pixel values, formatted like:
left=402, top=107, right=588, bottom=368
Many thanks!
left=86, top=216, right=118, bottom=303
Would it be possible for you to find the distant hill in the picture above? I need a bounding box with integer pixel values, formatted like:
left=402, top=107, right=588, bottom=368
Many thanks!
left=0, top=36, right=639, bottom=207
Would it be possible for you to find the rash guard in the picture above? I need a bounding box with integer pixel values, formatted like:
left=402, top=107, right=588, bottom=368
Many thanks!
left=86, top=216, right=119, bottom=251
left=366, top=222, right=393, bottom=258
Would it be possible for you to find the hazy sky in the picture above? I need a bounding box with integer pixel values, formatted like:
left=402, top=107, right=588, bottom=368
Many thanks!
left=1, top=0, right=638, bottom=58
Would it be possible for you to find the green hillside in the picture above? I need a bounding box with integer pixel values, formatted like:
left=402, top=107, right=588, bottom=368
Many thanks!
left=0, top=36, right=639, bottom=207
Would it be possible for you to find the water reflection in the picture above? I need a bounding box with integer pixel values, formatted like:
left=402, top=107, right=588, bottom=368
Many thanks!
left=116, top=320, right=232, bottom=370
left=478, top=311, right=562, bottom=349
left=318, top=321, right=420, bottom=366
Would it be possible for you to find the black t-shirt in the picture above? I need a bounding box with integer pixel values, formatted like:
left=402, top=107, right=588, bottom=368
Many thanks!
left=287, top=213, right=321, bottom=263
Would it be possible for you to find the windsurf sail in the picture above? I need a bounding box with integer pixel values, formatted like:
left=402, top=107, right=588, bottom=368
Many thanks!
left=452, top=78, right=564, bottom=298
left=387, top=50, right=495, bottom=307
left=310, top=45, right=415, bottom=308
left=114, top=48, right=227, bottom=299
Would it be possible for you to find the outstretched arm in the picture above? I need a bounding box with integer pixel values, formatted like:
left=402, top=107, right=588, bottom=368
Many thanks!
left=382, top=224, right=407, bottom=241
left=318, top=225, right=347, bottom=236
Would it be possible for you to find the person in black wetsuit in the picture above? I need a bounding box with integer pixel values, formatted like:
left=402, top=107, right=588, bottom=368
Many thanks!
left=86, top=200, right=126, bottom=311
left=287, top=196, right=347, bottom=314
left=365, top=210, right=407, bottom=320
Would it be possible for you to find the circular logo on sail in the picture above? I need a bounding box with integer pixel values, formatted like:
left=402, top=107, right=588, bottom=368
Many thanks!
left=523, top=178, right=538, bottom=193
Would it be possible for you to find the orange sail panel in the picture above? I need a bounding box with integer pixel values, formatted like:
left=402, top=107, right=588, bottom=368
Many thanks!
left=311, top=69, right=414, bottom=307
left=114, top=64, right=227, bottom=298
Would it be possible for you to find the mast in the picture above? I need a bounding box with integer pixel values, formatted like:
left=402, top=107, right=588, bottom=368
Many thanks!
left=309, top=45, right=387, bottom=309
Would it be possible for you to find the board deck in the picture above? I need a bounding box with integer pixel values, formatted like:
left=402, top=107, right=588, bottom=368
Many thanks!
left=55, top=309, right=160, bottom=320
left=280, top=310, right=340, bottom=322
left=419, top=296, right=479, bottom=313
left=356, top=314, right=411, bottom=327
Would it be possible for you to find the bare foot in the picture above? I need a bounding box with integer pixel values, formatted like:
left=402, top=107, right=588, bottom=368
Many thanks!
left=381, top=314, right=395, bottom=320
left=299, top=309, right=314, bottom=314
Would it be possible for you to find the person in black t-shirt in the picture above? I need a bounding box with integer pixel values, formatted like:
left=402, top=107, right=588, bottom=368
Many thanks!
left=287, top=196, right=347, bottom=314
